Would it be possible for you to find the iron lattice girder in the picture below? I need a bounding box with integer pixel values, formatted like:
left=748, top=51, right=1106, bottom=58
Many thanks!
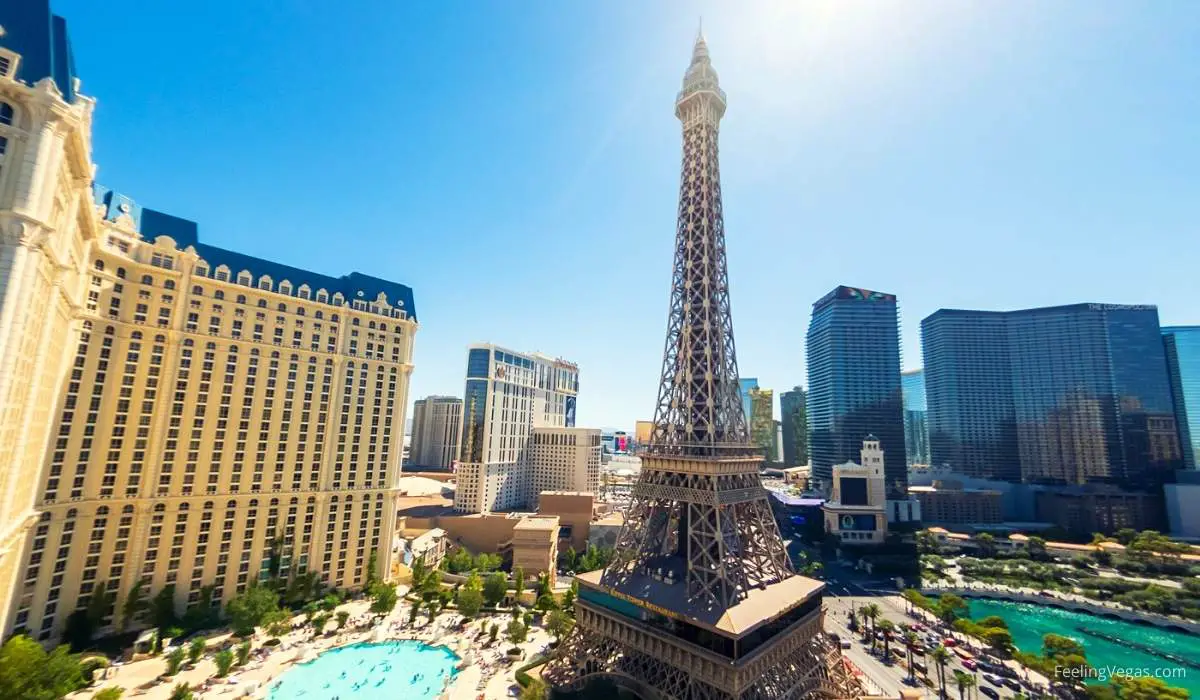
left=544, top=600, right=859, bottom=700
left=649, top=116, right=747, bottom=454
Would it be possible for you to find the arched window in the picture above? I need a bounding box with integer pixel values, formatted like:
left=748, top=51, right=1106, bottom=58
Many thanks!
left=316, top=290, right=329, bottom=303
left=257, top=300, right=267, bottom=308
left=237, top=271, right=252, bottom=286
left=279, top=281, right=293, bottom=296
left=141, top=274, right=153, bottom=285
left=236, top=295, right=247, bottom=305
left=298, top=285, right=311, bottom=300
left=0, top=103, right=13, bottom=126
left=164, top=280, right=176, bottom=290
left=94, top=260, right=105, bottom=271
left=214, top=290, right=225, bottom=300
left=116, top=267, right=126, bottom=279
left=258, top=277, right=272, bottom=291
left=277, top=303, right=287, bottom=312
left=192, top=285, right=203, bottom=295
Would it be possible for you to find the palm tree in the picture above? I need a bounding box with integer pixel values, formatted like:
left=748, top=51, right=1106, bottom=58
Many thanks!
left=902, top=631, right=919, bottom=681
left=930, top=645, right=950, bottom=700
left=877, top=619, right=896, bottom=660
left=862, top=603, right=881, bottom=651
left=953, top=670, right=976, bottom=700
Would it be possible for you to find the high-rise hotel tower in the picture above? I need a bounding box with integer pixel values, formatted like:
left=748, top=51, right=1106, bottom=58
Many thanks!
left=455, top=344, right=591, bottom=513
left=0, top=5, right=417, bottom=640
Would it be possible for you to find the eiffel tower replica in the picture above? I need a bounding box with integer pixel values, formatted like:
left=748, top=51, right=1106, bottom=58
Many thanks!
left=545, top=32, right=859, bottom=700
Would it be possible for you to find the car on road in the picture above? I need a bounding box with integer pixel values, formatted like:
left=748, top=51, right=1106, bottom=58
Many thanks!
left=942, top=638, right=957, bottom=647
left=962, top=658, right=977, bottom=671
left=840, top=640, right=852, bottom=650
left=979, top=686, right=1000, bottom=699
left=1003, top=678, right=1022, bottom=691
left=983, top=674, right=1003, bottom=686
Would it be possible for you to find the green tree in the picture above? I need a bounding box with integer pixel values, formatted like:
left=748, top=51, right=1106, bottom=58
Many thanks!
left=876, top=618, right=895, bottom=658
left=456, top=587, right=484, bottom=619
left=520, top=677, right=549, bottom=700
left=1114, top=528, right=1139, bottom=546
left=902, top=631, right=919, bottom=682
left=489, top=622, right=499, bottom=643
left=226, top=584, right=280, bottom=637
left=446, top=548, right=474, bottom=574
left=1027, top=536, right=1049, bottom=561
left=336, top=610, right=350, bottom=630
left=506, top=619, right=528, bottom=646
left=168, top=682, right=193, bottom=700
left=982, top=627, right=1013, bottom=653
left=410, top=556, right=430, bottom=591
left=535, top=593, right=558, bottom=612
left=562, top=579, right=578, bottom=613
left=235, top=641, right=251, bottom=666
left=182, top=585, right=218, bottom=632
left=929, top=645, right=950, bottom=700
left=261, top=609, right=292, bottom=639
left=120, top=579, right=148, bottom=632
left=483, top=572, right=508, bottom=607
left=212, top=649, right=233, bottom=677
left=63, top=611, right=96, bottom=653
left=935, top=594, right=968, bottom=624
left=1096, top=675, right=1190, bottom=700
left=311, top=613, right=330, bottom=637
left=952, top=670, right=975, bottom=700
left=165, top=647, right=186, bottom=676
left=369, top=582, right=399, bottom=618
left=536, top=572, right=553, bottom=599
left=321, top=593, right=339, bottom=612
left=513, top=566, right=526, bottom=603
left=187, top=638, right=205, bottom=665
left=94, top=688, right=125, bottom=700
left=150, top=585, right=178, bottom=630
left=364, top=550, right=379, bottom=590
left=546, top=609, right=574, bottom=643
left=976, top=532, right=997, bottom=557
left=859, top=604, right=880, bottom=650
left=0, top=636, right=85, bottom=700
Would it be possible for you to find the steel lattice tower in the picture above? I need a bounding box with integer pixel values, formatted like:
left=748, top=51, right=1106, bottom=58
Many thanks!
left=544, top=33, right=860, bottom=700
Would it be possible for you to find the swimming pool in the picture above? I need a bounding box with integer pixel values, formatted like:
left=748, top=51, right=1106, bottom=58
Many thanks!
left=268, top=640, right=460, bottom=700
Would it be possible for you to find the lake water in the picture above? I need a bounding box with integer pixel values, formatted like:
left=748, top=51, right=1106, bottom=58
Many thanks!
left=268, top=640, right=459, bottom=700
left=966, top=598, right=1200, bottom=696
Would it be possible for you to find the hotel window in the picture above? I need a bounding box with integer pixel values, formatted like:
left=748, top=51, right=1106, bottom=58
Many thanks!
left=0, top=102, right=12, bottom=124
left=259, top=278, right=272, bottom=291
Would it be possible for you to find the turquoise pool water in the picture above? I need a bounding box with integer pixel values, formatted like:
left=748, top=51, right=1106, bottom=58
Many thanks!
left=268, top=640, right=459, bottom=700
left=967, top=599, right=1200, bottom=696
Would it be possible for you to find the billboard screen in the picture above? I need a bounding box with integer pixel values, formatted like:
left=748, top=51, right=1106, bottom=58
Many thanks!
left=565, top=396, right=577, bottom=427
left=615, top=434, right=628, bottom=453
left=840, top=477, right=869, bottom=506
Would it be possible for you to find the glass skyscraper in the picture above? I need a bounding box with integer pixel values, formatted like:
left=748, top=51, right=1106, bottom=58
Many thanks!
left=739, top=377, right=759, bottom=425
left=806, top=286, right=906, bottom=496
left=901, top=370, right=930, bottom=466
left=1164, top=326, right=1200, bottom=470
left=922, top=304, right=1182, bottom=489
left=779, top=386, right=808, bottom=467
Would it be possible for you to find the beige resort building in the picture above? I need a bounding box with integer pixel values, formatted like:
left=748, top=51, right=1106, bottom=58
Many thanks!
left=0, top=12, right=417, bottom=641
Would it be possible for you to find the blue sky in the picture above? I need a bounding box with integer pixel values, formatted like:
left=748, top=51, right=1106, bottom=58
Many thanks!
left=58, top=0, right=1199, bottom=430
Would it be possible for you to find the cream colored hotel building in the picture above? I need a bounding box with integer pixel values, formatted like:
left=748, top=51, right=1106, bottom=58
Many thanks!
left=0, top=10, right=416, bottom=640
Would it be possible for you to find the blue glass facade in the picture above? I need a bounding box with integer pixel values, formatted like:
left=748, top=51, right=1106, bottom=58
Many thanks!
left=922, top=304, right=1182, bottom=489
left=460, top=348, right=491, bottom=463
left=1164, top=326, right=1200, bottom=470
left=806, top=286, right=906, bottom=496
left=901, top=370, right=930, bottom=466
left=739, top=377, right=758, bottom=425
left=0, top=1, right=78, bottom=102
